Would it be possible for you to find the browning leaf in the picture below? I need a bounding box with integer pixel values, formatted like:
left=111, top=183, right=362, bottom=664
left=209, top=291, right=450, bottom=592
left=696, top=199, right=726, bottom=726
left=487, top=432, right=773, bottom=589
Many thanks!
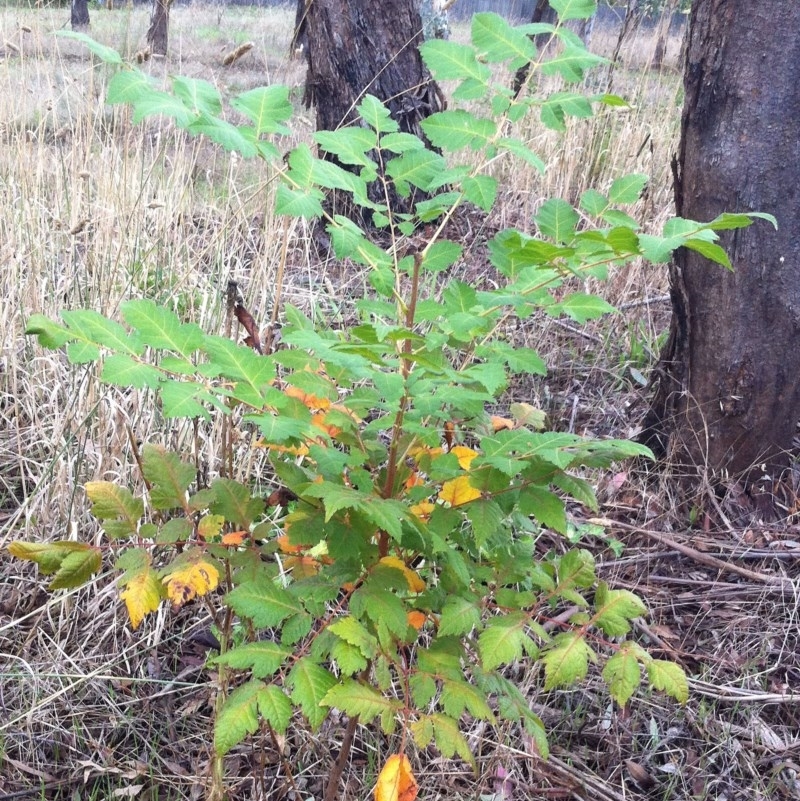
left=234, top=302, right=263, bottom=354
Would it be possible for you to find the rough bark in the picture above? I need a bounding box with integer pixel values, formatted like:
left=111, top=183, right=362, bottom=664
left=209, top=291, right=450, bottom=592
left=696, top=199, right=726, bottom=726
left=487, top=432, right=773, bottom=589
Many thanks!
left=643, top=0, right=800, bottom=483
left=146, top=0, right=173, bottom=56
left=296, top=0, right=443, bottom=136
left=71, top=0, right=90, bottom=29
left=294, top=0, right=444, bottom=219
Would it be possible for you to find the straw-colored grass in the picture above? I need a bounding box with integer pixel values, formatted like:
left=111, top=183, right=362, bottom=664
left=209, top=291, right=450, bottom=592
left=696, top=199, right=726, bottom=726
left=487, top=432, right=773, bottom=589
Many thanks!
left=3, top=6, right=798, bottom=801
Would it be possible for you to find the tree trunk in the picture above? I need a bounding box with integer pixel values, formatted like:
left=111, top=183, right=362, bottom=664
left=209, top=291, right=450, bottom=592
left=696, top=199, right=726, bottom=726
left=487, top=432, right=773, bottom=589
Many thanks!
left=294, top=0, right=444, bottom=219
left=643, top=0, right=800, bottom=486
left=296, top=0, right=443, bottom=137
left=71, top=0, right=90, bottom=29
left=512, top=0, right=558, bottom=98
left=146, top=0, right=173, bottom=57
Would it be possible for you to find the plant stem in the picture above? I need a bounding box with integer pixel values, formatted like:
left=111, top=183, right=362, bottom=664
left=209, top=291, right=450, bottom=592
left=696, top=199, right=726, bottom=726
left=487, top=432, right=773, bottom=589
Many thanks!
left=323, top=713, right=360, bottom=801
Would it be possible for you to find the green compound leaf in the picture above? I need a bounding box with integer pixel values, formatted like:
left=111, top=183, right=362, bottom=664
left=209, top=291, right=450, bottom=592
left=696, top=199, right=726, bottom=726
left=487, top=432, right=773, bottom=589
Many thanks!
left=438, top=595, right=481, bottom=637
left=25, top=314, right=75, bottom=349
left=49, top=547, right=102, bottom=590
left=231, top=85, right=293, bottom=136
left=471, top=12, right=537, bottom=64
left=85, top=481, right=144, bottom=539
left=225, top=575, right=303, bottom=628
left=287, top=658, right=337, bottom=730
left=542, top=632, right=597, bottom=690
left=647, top=660, right=689, bottom=704
left=214, top=679, right=264, bottom=756
left=421, top=110, right=496, bottom=152
left=603, top=645, right=642, bottom=707
left=172, top=76, right=222, bottom=117
left=431, top=713, right=476, bottom=771
left=328, top=617, right=379, bottom=659
left=7, top=541, right=98, bottom=584
left=535, top=198, right=579, bottom=244
left=550, top=0, right=597, bottom=21
left=321, top=680, right=401, bottom=725
left=608, top=173, right=648, bottom=204
left=257, top=685, right=293, bottom=734
left=210, top=642, right=292, bottom=679
left=61, top=309, right=142, bottom=355
left=478, top=613, right=528, bottom=671
left=121, top=300, right=205, bottom=357
left=419, top=39, right=491, bottom=83
left=206, top=478, right=264, bottom=528
left=357, top=94, right=399, bottom=133
left=593, top=582, right=647, bottom=636
left=441, top=679, right=494, bottom=721
left=141, top=445, right=195, bottom=510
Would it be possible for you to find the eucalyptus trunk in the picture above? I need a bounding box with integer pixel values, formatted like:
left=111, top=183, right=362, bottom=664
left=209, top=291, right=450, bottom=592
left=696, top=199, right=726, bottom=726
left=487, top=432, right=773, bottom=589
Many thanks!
left=644, top=0, right=800, bottom=488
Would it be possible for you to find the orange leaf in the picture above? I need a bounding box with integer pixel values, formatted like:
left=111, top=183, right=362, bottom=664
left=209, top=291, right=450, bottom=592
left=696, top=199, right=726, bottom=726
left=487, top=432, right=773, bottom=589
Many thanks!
left=404, top=472, right=425, bottom=490
left=221, top=530, right=247, bottom=546
left=407, top=610, right=427, bottom=630
left=162, top=559, right=219, bottom=610
left=449, top=445, right=478, bottom=470
left=311, top=411, right=341, bottom=437
left=284, top=384, right=331, bottom=411
left=276, top=534, right=307, bottom=554
left=438, top=475, right=481, bottom=507
left=490, top=415, right=515, bottom=432
left=375, top=754, right=418, bottom=801
left=380, top=556, right=425, bottom=593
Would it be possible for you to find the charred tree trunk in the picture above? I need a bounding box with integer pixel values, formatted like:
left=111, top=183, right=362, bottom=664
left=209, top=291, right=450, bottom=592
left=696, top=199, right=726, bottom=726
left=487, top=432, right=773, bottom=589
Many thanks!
left=644, top=0, right=800, bottom=487
left=146, top=0, right=173, bottom=57
left=512, top=0, right=559, bottom=98
left=294, top=0, right=444, bottom=220
left=71, top=0, right=90, bottom=29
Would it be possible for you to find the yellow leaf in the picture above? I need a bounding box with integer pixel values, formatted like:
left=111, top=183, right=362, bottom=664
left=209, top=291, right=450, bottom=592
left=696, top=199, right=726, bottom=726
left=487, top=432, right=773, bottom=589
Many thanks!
left=438, top=476, right=481, bottom=507
left=120, top=569, right=163, bottom=630
left=449, top=445, right=478, bottom=469
left=380, top=556, right=425, bottom=593
left=162, top=559, right=220, bottom=610
left=375, top=754, right=418, bottom=801
left=198, top=514, right=225, bottom=539
left=409, top=501, right=435, bottom=521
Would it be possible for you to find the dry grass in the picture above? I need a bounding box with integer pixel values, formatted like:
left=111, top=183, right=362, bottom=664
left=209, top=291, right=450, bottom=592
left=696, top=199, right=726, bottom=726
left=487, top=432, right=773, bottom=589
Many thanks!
left=2, top=5, right=799, bottom=801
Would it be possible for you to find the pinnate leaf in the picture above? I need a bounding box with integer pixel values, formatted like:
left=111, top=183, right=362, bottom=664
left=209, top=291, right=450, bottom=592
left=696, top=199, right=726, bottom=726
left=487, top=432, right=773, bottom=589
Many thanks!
left=647, top=660, right=689, bottom=704
left=121, top=300, right=204, bottom=356
left=287, top=658, right=336, bottom=730
left=542, top=632, right=596, bottom=690
left=479, top=613, right=528, bottom=671
left=226, top=575, right=303, bottom=628
left=119, top=566, right=163, bottom=629
left=142, top=445, right=195, bottom=510
left=321, top=680, right=400, bottom=725
left=210, top=642, right=292, bottom=678
left=593, top=582, right=647, bottom=636
left=162, top=555, right=219, bottom=609
left=439, top=476, right=481, bottom=507
left=85, top=481, right=143, bottom=539
left=214, top=680, right=264, bottom=755
left=602, top=644, right=641, bottom=707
